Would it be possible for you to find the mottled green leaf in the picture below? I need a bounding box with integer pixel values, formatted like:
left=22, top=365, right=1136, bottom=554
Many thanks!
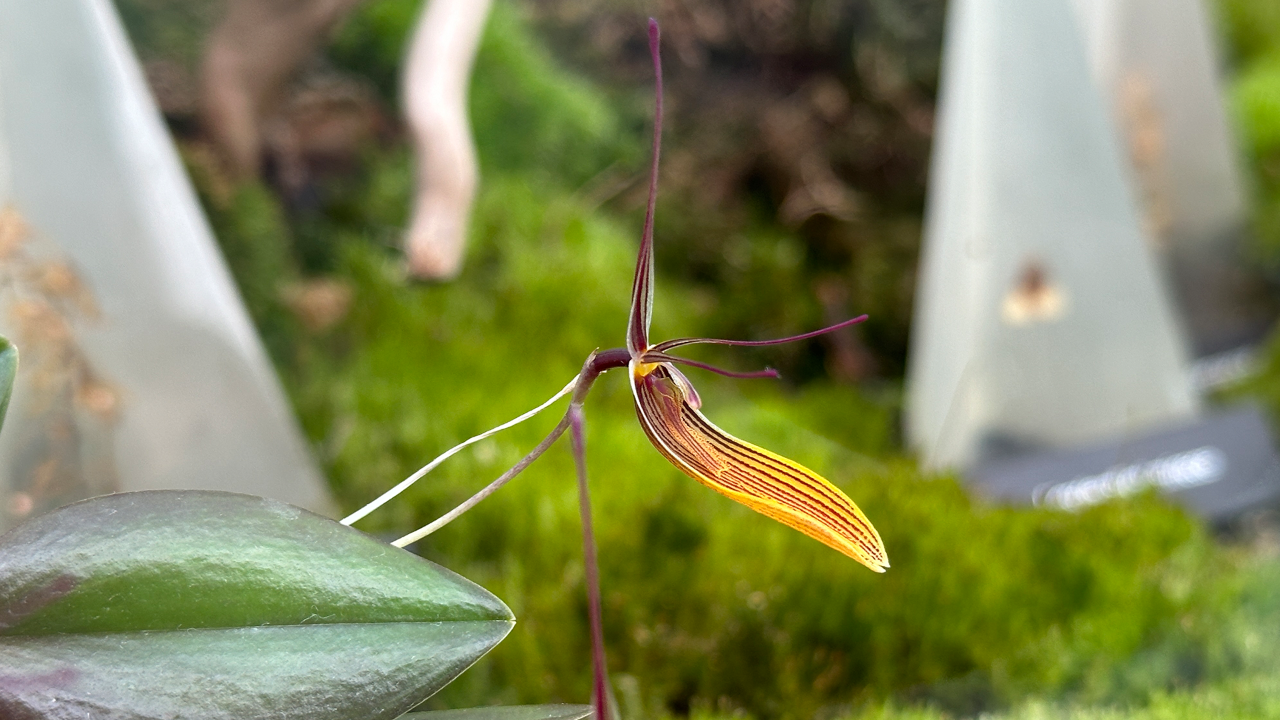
left=399, top=705, right=594, bottom=720
left=0, top=491, right=513, bottom=720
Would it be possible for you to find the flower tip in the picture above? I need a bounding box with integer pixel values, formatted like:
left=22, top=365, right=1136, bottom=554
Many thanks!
left=847, top=543, right=889, bottom=574
left=833, top=527, right=888, bottom=574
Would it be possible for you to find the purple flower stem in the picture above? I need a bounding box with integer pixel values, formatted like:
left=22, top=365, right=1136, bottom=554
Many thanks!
left=569, top=403, right=611, bottom=720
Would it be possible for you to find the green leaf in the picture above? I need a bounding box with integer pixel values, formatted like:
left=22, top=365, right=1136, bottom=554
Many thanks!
left=0, top=491, right=514, bottom=720
left=0, top=336, right=16, bottom=436
left=399, top=705, right=594, bottom=720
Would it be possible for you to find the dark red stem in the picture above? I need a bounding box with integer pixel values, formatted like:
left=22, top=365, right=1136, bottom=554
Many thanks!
left=587, top=347, right=632, bottom=375
left=569, top=404, right=610, bottom=720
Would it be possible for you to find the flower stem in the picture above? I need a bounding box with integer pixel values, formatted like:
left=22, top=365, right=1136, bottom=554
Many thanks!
left=570, top=404, right=611, bottom=720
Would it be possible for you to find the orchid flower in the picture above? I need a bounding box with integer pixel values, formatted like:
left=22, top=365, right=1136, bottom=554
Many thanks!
left=342, top=18, right=885, bottom=720
left=617, top=24, right=887, bottom=572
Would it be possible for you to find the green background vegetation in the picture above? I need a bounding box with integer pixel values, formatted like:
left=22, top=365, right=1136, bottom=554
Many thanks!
left=111, top=0, right=1280, bottom=717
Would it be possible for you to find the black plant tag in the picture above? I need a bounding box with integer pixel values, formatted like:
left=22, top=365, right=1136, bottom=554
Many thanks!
left=969, top=405, right=1280, bottom=522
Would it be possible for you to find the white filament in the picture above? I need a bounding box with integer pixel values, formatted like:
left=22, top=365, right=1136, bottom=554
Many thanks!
left=342, top=374, right=579, bottom=526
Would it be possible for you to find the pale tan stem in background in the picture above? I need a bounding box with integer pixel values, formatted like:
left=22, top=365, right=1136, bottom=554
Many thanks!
left=201, top=0, right=365, bottom=178
left=402, top=0, right=493, bottom=279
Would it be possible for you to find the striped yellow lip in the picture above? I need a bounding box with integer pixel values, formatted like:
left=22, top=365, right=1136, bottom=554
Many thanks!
left=629, top=361, right=888, bottom=572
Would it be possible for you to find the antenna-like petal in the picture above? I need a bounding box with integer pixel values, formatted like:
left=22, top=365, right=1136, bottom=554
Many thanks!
left=626, top=19, right=663, bottom=355
left=649, top=315, right=869, bottom=354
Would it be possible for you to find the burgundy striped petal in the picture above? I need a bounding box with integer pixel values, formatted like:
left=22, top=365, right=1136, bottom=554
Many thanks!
left=629, top=361, right=888, bottom=572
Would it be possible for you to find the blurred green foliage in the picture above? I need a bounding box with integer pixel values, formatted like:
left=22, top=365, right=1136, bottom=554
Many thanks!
left=125, top=0, right=1280, bottom=717
left=1222, top=0, right=1280, bottom=275
left=1220, top=0, right=1280, bottom=430
left=818, top=556, right=1280, bottom=720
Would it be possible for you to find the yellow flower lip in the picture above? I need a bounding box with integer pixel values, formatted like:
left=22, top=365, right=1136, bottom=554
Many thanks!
left=627, top=359, right=889, bottom=572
